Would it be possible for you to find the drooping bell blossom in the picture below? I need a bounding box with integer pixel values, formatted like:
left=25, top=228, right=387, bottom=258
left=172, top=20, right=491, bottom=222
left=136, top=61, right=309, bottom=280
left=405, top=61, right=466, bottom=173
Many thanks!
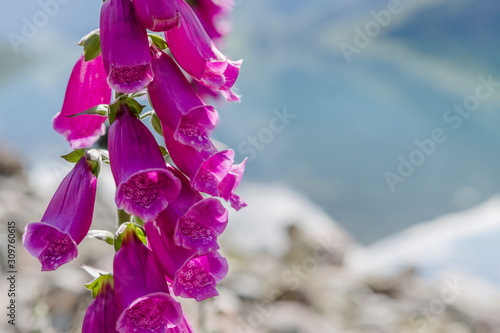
left=83, top=275, right=121, bottom=333
left=164, top=165, right=228, bottom=254
left=52, top=54, right=111, bottom=149
left=148, top=47, right=218, bottom=153
left=114, top=224, right=183, bottom=333
left=132, top=0, right=179, bottom=32
left=192, top=0, right=234, bottom=43
left=163, top=125, right=247, bottom=210
left=108, top=104, right=181, bottom=221
left=145, top=218, right=228, bottom=302
left=165, top=0, right=241, bottom=101
left=23, top=157, right=97, bottom=271
left=100, top=0, right=153, bottom=93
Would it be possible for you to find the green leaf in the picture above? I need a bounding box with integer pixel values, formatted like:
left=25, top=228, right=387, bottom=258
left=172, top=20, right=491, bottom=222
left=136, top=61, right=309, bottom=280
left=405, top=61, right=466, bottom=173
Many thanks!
left=85, top=274, right=113, bottom=299
left=67, top=104, right=109, bottom=118
left=140, top=110, right=155, bottom=119
left=149, top=34, right=168, bottom=50
left=61, top=149, right=86, bottom=163
left=86, top=230, right=115, bottom=245
left=130, top=90, right=147, bottom=99
left=84, top=32, right=101, bottom=62
left=151, top=112, right=163, bottom=136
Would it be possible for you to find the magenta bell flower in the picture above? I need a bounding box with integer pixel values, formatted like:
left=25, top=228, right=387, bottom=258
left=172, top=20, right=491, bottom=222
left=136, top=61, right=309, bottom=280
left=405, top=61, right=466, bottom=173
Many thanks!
left=193, top=0, right=234, bottom=43
left=23, top=157, right=97, bottom=271
left=164, top=165, right=228, bottom=254
left=132, top=0, right=179, bottom=32
left=83, top=276, right=121, bottom=333
left=145, top=219, right=228, bottom=302
left=166, top=0, right=241, bottom=101
left=109, top=105, right=181, bottom=221
left=163, top=125, right=247, bottom=210
left=100, top=0, right=153, bottom=93
left=52, top=54, right=111, bottom=149
left=114, top=224, right=183, bottom=333
left=148, top=48, right=218, bottom=153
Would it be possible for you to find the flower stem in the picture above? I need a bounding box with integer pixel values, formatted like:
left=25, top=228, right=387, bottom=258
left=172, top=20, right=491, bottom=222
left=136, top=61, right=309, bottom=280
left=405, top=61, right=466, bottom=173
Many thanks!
left=117, top=209, right=131, bottom=226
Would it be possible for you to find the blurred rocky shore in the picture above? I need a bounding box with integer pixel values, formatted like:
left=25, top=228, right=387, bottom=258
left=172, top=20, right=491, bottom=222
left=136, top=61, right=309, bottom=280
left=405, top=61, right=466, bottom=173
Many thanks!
left=1, top=145, right=500, bottom=333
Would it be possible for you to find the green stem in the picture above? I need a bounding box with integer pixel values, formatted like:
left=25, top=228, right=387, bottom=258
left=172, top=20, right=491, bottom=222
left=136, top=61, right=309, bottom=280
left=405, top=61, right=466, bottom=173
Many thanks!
left=117, top=209, right=131, bottom=226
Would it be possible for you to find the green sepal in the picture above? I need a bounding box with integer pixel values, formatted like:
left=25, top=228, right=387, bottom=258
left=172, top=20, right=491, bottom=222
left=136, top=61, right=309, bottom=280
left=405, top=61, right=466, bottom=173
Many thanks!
left=61, top=149, right=86, bottom=163
left=149, top=34, right=168, bottom=50
left=86, top=230, right=115, bottom=245
left=83, top=31, right=101, bottom=62
left=135, top=225, right=148, bottom=247
left=125, top=97, right=146, bottom=116
left=85, top=273, right=114, bottom=299
left=109, top=97, right=146, bottom=124
left=85, top=149, right=102, bottom=177
left=66, top=104, right=109, bottom=118
left=151, top=112, right=163, bottom=136
left=114, top=222, right=148, bottom=252
left=108, top=103, right=118, bottom=124
left=78, top=29, right=99, bottom=46
left=159, top=145, right=168, bottom=157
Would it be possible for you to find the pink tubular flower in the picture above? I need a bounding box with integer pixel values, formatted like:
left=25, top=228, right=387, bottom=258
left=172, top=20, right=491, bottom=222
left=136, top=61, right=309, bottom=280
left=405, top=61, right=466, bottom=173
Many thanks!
left=100, top=0, right=153, bottom=93
left=166, top=0, right=241, bottom=101
left=148, top=48, right=218, bottom=153
left=132, top=0, right=179, bottom=32
left=114, top=224, right=183, bottom=333
left=83, top=276, right=121, bottom=333
left=192, top=0, right=234, bottom=43
left=164, top=166, right=228, bottom=254
left=145, top=219, right=228, bottom=302
left=109, top=104, right=181, bottom=221
left=163, top=125, right=247, bottom=210
left=23, top=157, right=97, bottom=271
left=52, top=54, right=111, bottom=149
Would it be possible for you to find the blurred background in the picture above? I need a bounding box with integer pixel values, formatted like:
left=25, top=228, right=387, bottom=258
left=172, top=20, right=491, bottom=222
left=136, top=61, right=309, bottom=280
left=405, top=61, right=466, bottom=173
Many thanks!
left=2, top=0, right=500, bottom=332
